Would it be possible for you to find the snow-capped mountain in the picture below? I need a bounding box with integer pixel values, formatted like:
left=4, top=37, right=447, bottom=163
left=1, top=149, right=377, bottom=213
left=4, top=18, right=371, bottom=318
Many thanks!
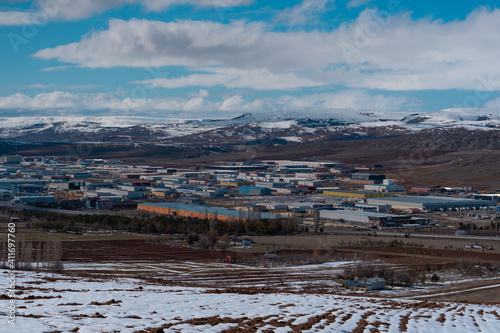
left=0, top=108, right=498, bottom=145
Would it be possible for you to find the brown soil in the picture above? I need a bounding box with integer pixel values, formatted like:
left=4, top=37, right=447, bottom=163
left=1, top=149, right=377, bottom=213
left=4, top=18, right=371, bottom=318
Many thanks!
left=61, top=239, right=235, bottom=262
left=341, top=246, right=500, bottom=262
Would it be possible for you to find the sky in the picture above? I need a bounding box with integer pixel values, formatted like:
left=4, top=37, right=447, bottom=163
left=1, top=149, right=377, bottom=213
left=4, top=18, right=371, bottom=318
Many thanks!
left=1, top=0, right=500, bottom=119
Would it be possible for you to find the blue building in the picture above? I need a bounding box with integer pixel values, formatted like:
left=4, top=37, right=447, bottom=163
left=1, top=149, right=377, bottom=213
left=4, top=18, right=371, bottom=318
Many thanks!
left=347, top=278, right=386, bottom=290
left=238, top=186, right=272, bottom=196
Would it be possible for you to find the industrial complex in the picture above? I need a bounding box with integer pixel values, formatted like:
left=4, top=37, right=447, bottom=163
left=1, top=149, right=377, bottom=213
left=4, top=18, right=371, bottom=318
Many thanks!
left=1, top=155, right=498, bottom=231
left=138, top=202, right=283, bottom=221
left=319, top=209, right=430, bottom=227
left=366, top=196, right=494, bottom=211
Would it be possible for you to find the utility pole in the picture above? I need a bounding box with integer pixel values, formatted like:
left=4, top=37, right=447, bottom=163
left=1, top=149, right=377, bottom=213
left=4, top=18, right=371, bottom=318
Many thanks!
left=266, top=261, right=270, bottom=288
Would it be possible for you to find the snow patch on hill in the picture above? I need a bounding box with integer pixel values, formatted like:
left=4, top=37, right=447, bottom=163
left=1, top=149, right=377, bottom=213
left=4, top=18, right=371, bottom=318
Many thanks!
left=0, top=108, right=498, bottom=142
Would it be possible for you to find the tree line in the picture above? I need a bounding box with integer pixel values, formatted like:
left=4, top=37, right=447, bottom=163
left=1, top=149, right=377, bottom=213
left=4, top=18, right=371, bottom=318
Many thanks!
left=26, top=211, right=301, bottom=236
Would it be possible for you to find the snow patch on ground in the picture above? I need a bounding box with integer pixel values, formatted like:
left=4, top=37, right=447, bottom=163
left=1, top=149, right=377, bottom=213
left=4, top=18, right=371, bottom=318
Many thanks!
left=2, top=270, right=499, bottom=333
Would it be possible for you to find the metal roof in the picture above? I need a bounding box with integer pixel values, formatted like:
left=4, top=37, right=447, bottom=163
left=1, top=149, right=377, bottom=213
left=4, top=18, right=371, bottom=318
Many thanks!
left=139, top=202, right=282, bottom=220
left=368, top=196, right=493, bottom=206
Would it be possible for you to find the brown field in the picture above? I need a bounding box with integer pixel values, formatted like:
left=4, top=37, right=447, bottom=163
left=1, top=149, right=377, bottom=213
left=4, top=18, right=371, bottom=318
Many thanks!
left=3, top=213, right=500, bottom=303
left=55, top=237, right=500, bottom=304
left=61, top=239, right=235, bottom=262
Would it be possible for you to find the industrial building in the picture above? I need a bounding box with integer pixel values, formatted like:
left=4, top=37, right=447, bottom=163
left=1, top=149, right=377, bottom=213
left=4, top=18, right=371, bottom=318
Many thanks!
left=238, top=186, right=272, bottom=196
left=364, top=179, right=405, bottom=192
left=347, top=277, right=386, bottom=291
left=219, top=179, right=252, bottom=187
left=138, top=202, right=282, bottom=221
left=367, top=196, right=495, bottom=211
left=323, top=190, right=393, bottom=199
left=262, top=160, right=344, bottom=169
left=178, top=197, right=205, bottom=205
left=354, top=203, right=391, bottom=212
left=319, top=209, right=414, bottom=227
left=1, top=155, right=23, bottom=164
left=473, top=194, right=500, bottom=203
left=14, top=195, right=56, bottom=204
left=0, top=189, right=10, bottom=200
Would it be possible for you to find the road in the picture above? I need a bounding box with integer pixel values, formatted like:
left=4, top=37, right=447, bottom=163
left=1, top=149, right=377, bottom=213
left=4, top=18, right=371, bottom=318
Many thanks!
left=331, top=229, right=500, bottom=242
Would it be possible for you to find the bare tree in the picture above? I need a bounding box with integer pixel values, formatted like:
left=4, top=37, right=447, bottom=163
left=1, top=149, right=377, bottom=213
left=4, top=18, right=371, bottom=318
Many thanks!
left=312, top=208, right=320, bottom=233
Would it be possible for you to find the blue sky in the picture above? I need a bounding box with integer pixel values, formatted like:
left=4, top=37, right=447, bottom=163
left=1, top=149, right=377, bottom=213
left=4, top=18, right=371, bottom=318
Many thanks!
left=1, top=0, right=500, bottom=119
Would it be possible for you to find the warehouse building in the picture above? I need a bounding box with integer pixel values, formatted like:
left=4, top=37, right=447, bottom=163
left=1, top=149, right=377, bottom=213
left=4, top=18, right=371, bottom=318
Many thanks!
left=323, top=190, right=393, bottom=199
left=178, top=197, right=205, bottom=205
left=367, top=196, right=494, bottom=211
left=319, top=209, right=413, bottom=227
left=351, top=173, right=385, bottom=181
left=261, top=202, right=289, bottom=211
left=0, top=189, right=10, bottom=200
left=219, top=179, right=252, bottom=187
left=473, top=194, right=500, bottom=203
left=354, top=203, right=391, bottom=212
left=14, top=195, right=56, bottom=204
left=138, top=202, right=282, bottom=221
left=364, top=179, right=404, bottom=192
left=238, top=186, right=272, bottom=196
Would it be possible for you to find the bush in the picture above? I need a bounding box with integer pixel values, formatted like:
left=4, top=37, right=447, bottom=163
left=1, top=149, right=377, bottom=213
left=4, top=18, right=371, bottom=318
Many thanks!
left=431, top=273, right=440, bottom=282
left=393, top=271, right=414, bottom=287
left=197, top=236, right=210, bottom=249
left=457, top=257, right=484, bottom=276
left=186, top=234, right=199, bottom=244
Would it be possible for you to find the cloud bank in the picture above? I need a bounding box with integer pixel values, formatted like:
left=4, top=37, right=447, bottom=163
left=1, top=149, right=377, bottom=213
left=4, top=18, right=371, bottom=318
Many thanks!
left=0, top=90, right=415, bottom=117
left=32, top=8, right=500, bottom=92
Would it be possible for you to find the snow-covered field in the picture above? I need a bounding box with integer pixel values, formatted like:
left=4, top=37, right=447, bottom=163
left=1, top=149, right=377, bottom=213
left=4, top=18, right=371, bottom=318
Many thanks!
left=2, top=270, right=499, bottom=333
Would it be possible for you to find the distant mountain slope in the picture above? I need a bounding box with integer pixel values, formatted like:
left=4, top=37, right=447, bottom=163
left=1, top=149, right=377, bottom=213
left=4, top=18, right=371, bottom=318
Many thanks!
left=0, top=108, right=498, bottom=145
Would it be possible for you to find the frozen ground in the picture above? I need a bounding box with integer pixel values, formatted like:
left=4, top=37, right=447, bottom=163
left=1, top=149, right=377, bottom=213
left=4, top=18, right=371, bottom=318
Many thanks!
left=1, top=270, right=499, bottom=333
left=62, top=260, right=354, bottom=290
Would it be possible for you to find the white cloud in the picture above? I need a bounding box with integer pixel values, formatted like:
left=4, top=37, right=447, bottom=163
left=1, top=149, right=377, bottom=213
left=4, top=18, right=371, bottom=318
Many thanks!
left=275, top=0, right=332, bottom=26
left=0, top=91, right=215, bottom=117
left=220, top=95, right=245, bottom=111
left=35, top=0, right=130, bottom=21
left=0, top=0, right=252, bottom=24
left=346, top=0, right=373, bottom=9
left=0, top=90, right=417, bottom=118
left=28, top=84, right=101, bottom=90
left=278, top=90, right=418, bottom=111
left=34, top=19, right=277, bottom=68
left=140, top=0, right=253, bottom=12
left=484, top=97, right=500, bottom=108
left=32, top=8, right=500, bottom=92
left=40, top=66, right=73, bottom=71
left=0, top=11, right=32, bottom=25
left=137, top=68, right=324, bottom=90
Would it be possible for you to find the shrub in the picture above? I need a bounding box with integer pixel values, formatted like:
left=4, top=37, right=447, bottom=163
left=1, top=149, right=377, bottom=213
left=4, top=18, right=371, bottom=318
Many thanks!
left=186, top=234, right=199, bottom=244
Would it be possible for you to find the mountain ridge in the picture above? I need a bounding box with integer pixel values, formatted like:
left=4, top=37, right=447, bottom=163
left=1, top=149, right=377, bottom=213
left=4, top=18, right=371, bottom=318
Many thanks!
left=0, top=108, right=498, bottom=145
